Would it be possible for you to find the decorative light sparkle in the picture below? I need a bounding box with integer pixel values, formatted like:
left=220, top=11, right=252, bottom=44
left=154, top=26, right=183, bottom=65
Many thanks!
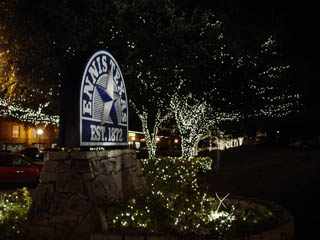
left=0, top=98, right=59, bottom=126
left=108, top=156, right=236, bottom=236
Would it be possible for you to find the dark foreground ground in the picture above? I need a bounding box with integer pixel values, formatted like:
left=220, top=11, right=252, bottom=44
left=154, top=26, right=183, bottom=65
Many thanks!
left=198, top=144, right=320, bottom=240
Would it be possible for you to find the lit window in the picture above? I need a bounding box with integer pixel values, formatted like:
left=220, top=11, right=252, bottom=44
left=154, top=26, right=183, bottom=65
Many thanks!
left=12, top=126, right=20, bottom=138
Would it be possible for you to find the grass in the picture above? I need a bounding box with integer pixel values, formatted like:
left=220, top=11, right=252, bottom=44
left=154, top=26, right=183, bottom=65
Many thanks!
left=199, top=144, right=319, bottom=194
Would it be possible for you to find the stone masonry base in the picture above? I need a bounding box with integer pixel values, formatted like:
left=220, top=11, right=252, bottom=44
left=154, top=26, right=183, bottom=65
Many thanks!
left=25, top=149, right=146, bottom=240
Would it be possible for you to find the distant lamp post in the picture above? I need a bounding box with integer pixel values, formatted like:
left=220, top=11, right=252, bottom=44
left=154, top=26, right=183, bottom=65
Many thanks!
left=37, top=128, right=43, bottom=150
left=156, top=136, right=160, bottom=142
left=174, top=139, right=179, bottom=144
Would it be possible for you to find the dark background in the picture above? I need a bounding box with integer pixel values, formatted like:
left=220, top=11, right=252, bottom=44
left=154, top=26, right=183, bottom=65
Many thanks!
left=129, top=0, right=320, bottom=140
left=192, top=0, right=320, bottom=139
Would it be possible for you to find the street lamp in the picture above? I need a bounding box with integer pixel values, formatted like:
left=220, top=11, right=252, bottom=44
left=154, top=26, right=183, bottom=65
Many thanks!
left=37, top=128, right=43, bottom=150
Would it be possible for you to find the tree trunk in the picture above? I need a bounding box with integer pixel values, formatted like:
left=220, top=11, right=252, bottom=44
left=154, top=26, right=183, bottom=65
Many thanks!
left=181, top=136, right=198, bottom=159
left=146, top=138, right=156, bottom=159
left=216, top=149, right=221, bottom=169
left=138, top=111, right=158, bottom=159
left=141, top=122, right=156, bottom=159
left=216, top=140, right=222, bottom=169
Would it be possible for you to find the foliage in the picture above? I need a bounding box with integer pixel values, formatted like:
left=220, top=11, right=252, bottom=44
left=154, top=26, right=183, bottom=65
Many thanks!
left=0, top=0, right=300, bottom=156
left=0, top=160, right=283, bottom=240
left=120, top=1, right=225, bottom=158
left=226, top=199, right=284, bottom=237
left=170, top=34, right=300, bottom=158
left=0, top=187, right=32, bottom=240
left=106, top=156, right=283, bottom=239
left=107, top=156, right=236, bottom=238
left=2, top=0, right=219, bottom=155
left=0, top=98, right=59, bottom=126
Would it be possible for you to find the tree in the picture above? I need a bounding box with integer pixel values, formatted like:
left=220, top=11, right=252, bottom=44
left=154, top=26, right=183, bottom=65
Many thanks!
left=161, top=1, right=300, bottom=159
left=0, top=0, right=63, bottom=122
left=0, top=0, right=300, bottom=157
left=0, top=0, right=192, bottom=157
left=170, top=92, right=239, bottom=159
left=110, top=0, right=190, bottom=158
left=169, top=34, right=299, bottom=159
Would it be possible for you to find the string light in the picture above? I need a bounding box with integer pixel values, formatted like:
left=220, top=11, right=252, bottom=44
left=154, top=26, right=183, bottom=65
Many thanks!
left=170, top=92, right=238, bottom=159
left=109, top=156, right=236, bottom=235
left=0, top=98, right=59, bottom=126
left=168, top=35, right=299, bottom=159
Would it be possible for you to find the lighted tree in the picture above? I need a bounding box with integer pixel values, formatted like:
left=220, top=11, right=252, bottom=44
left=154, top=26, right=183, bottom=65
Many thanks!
left=111, top=0, right=189, bottom=158
left=0, top=26, right=58, bottom=125
left=0, top=0, right=300, bottom=156
left=0, top=98, right=59, bottom=126
left=0, top=1, right=182, bottom=156
left=122, top=1, right=238, bottom=159
left=169, top=33, right=299, bottom=159
left=170, top=93, right=238, bottom=159
left=0, top=2, right=18, bottom=101
left=0, top=0, right=61, bottom=123
left=128, top=67, right=173, bottom=158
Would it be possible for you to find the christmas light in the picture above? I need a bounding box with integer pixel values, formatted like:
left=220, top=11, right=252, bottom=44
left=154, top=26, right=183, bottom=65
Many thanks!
left=170, top=92, right=238, bottom=159
left=0, top=98, right=59, bottom=126
left=109, top=156, right=234, bottom=235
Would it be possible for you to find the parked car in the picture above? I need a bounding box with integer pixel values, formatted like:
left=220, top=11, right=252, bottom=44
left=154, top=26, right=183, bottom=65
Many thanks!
left=0, top=152, right=43, bottom=185
left=19, top=147, right=60, bottom=163
left=19, top=147, right=40, bottom=161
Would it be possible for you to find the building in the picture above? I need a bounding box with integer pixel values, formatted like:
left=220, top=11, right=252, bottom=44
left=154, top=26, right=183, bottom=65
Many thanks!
left=128, top=130, right=145, bottom=150
left=0, top=117, right=58, bottom=151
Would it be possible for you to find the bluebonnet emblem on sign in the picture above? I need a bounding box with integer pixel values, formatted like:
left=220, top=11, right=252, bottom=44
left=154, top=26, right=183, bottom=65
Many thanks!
left=80, top=50, right=128, bottom=146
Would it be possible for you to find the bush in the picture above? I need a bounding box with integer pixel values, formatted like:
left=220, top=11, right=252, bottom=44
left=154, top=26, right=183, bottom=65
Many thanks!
left=106, top=156, right=282, bottom=239
left=0, top=188, right=32, bottom=240
left=107, top=157, right=235, bottom=238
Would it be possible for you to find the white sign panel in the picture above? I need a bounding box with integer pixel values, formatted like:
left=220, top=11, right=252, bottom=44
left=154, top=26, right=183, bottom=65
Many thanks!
left=80, top=50, right=128, bottom=146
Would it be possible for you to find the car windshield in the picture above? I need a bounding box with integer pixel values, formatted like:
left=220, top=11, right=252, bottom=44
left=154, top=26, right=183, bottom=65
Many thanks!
left=0, top=154, right=30, bottom=167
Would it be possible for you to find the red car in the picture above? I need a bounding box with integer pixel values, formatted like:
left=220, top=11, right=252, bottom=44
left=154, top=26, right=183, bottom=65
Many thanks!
left=0, top=152, right=43, bottom=185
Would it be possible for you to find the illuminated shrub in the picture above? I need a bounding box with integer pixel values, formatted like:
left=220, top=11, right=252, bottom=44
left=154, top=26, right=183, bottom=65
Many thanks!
left=0, top=159, right=282, bottom=240
left=107, top=157, right=282, bottom=239
left=107, top=157, right=236, bottom=237
left=0, top=187, right=32, bottom=240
